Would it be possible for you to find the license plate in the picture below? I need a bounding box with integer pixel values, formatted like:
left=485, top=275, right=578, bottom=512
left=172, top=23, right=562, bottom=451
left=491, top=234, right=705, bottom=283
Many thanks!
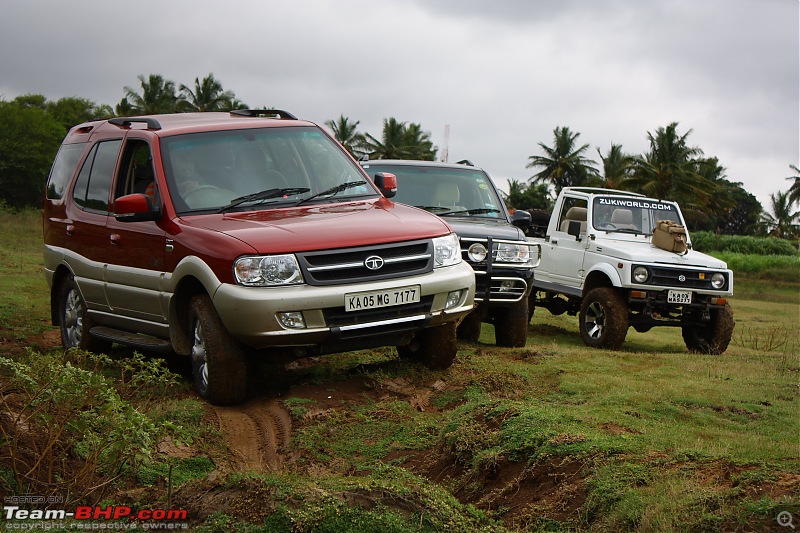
left=345, top=285, right=421, bottom=312
left=667, top=290, right=692, bottom=304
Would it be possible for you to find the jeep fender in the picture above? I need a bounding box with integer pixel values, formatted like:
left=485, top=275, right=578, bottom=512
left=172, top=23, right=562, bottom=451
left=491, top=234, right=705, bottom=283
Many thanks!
left=166, top=256, right=224, bottom=355
left=582, top=263, right=623, bottom=295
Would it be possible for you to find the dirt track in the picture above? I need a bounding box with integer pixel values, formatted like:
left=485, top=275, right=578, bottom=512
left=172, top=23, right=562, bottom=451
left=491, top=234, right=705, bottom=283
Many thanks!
left=210, top=397, right=292, bottom=472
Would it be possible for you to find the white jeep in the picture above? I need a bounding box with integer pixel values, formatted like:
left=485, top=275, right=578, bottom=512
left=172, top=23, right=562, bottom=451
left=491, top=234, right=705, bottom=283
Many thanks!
left=527, top=187, right=734, bottom=354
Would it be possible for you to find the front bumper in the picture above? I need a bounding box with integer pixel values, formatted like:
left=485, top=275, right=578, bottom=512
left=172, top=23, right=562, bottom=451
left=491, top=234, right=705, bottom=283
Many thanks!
left=212, top=261, right=476, bottom=349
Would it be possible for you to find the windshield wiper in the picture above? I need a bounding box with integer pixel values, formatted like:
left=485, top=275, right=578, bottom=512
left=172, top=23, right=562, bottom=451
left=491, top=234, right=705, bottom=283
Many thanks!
left=294, top=181, right=365, bottom=207
left=415, top=205, right=455, bottom=213
left=440, top=208, right=502, bottom=216
left=217, top=187, right=310, bottom=213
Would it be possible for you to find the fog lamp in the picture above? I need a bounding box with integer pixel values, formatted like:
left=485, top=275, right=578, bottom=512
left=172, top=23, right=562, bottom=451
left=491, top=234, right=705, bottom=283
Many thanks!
left=277, top=311, right=306, bottom=329
left=467, top=243, right=487, bottom=262
left=445, top=290, right=463, bottom=309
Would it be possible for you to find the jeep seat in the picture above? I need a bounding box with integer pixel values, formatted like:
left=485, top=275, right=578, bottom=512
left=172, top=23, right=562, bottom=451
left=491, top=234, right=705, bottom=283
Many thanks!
left=560, top=206, right=587, bottom=233
left=432, top=182, right=465, bottom=212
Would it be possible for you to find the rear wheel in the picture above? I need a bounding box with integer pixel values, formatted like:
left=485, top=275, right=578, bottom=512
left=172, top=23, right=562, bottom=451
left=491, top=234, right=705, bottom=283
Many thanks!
left=397, top=323, right=457, bottom=370
left=456, top=310, right=483, bottom=342
left=57, top=276, right=112, bottom=353
left=189, top=295, right=248, bottom=405
left=579, top=287, right=629, bottom=349
left=494, top=298, right=529, bottom=347
left=682, top=304, right=734, bottom=355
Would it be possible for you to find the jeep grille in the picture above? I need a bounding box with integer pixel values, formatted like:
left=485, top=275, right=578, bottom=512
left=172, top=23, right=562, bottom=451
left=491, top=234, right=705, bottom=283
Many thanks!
left=642, top=266, right=727, bottom=290
left=298, top=240, right=432, bottom=285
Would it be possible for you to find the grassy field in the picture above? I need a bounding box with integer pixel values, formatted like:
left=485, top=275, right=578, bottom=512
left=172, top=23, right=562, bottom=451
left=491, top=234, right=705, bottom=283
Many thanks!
left=1, top=208, right=798, bottom=531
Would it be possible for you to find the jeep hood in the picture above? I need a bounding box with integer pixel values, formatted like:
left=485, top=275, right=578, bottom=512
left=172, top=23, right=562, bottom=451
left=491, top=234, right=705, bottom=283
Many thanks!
left=180, top=199, right=453, bottom=254
left=594, top=238, right=729, bottom=269
left=442, top=218, right=526, bottom=242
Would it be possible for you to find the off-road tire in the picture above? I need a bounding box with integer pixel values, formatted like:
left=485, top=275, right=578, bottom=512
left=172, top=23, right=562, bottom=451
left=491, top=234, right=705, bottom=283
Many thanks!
left=682, top=303, right=735, bottom=355
left=579, top=287, right=629, bottom=349
left=457, top=310, right=483, bottom=343
left=527, top=209, right=551, bottom=238
left=57, top=275, right=112, bottom=353
left=397, top=323, right=457, bottom=370
left=189, top=295, right=248, bottom=405
left=494, top=298, right=529, bottom=347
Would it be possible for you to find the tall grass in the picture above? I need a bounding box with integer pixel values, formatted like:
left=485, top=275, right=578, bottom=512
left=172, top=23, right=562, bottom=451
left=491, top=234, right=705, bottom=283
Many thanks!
left=692, top=231, right=799, bottom=256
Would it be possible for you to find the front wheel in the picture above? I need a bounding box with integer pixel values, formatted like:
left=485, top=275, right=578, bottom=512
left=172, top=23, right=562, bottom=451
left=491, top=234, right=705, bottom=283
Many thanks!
left=457, top=310, right=483, bottom=343
left=494, top=298, right=529, bottom=347
left=189, top=295, right=248, bottom=405
left=57, top=276, right=111, bottom=353
left=682, top=304, right=735, bottom=355
left=397, top=323, right=457, bottom=370
left=579, top=287, right=629, bottom=349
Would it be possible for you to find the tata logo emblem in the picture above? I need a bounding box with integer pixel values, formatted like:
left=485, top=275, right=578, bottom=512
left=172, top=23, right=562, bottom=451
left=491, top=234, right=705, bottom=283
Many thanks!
left=678, top=275, right=686, bottom=282
left=364, top=255, right=385, bottom=270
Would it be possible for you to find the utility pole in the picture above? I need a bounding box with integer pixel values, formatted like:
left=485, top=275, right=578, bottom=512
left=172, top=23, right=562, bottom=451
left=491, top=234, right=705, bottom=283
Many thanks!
left=441, top=124, right=450, bottom=163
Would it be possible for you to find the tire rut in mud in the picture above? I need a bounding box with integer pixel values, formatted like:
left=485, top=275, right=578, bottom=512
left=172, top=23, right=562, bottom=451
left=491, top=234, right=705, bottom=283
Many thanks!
left=211, top=397, right=292, bottom=472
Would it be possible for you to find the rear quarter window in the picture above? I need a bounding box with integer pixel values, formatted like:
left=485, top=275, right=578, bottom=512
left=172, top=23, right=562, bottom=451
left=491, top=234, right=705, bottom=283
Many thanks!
left=46, top=144, right=85, bottom=200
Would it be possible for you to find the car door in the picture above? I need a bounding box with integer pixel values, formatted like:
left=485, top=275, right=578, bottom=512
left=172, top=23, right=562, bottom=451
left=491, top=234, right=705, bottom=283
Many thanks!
left=104, top=136, right=168, bottom=327
left=539, top=195, right=588, bottom=291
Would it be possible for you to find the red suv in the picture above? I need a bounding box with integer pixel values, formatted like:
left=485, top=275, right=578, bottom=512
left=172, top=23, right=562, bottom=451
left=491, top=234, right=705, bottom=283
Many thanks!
left=43, top=110, right=475, bottom=405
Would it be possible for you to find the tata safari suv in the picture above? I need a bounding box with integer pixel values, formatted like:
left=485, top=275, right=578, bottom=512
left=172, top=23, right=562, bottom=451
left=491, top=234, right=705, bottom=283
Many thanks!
left=43, top=111, right=476, bottom=405
left=360, top=160, right=537, bottom=347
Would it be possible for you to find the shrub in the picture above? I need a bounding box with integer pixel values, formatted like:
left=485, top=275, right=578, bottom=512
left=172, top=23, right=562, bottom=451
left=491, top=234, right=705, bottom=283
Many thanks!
left=691, top=232, right=798, bottom=256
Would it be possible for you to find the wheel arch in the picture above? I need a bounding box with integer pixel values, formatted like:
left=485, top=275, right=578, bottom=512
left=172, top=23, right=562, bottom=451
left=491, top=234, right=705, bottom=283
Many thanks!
left=582, top=265, right=621, bottom=295
left=49, top=264, right=75, bottom=326
left=169, top=275, right=210, bottom=356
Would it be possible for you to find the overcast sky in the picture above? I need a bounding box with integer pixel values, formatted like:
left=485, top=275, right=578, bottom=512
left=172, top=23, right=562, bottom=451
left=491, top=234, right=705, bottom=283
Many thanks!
left=1, top=0, right=797, bottom=209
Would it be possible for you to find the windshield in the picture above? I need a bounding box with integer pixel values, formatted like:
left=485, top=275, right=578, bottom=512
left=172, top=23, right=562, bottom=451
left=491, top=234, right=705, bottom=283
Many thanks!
left=361, top=164, right=506, bottom=218
left=592, top=196, right=684, bottom=235
left=161, top=126, right=374, bottom=213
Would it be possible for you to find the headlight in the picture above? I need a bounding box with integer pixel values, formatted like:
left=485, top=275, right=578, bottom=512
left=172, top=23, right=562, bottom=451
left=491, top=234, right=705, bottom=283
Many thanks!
left=234, top=254, right=304, bottom=286
left=711, top=272, right=726, bottom=289
left=633, top=266, right=649, bottom=284
left=496, top=242, right=534, bottom=264
left=432, top=233, right=461, bottom=268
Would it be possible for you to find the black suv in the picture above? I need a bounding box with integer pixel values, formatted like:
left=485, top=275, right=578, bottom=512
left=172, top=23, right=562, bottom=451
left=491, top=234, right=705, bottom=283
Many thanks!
left=360, top=160, right=538, bottom=347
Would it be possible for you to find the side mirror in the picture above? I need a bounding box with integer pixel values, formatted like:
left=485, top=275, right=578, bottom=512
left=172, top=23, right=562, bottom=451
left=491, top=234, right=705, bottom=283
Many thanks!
left=510, top=209, right=531, bottom=231
left=567, top=220, right=582, bottom=241
left=373, top=172, right=397, bottom=199
left=114, top=193, right=161, bottom=222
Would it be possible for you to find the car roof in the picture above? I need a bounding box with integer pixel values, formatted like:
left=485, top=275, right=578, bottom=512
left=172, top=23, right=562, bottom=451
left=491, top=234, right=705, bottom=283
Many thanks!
left=360, top=159, right=485, bottom=172
left=63, top=110, right=315, bottom=143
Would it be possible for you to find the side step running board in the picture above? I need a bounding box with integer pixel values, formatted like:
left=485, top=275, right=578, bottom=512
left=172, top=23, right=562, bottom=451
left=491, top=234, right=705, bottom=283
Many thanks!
left=90, top=326, right=173, bottom=353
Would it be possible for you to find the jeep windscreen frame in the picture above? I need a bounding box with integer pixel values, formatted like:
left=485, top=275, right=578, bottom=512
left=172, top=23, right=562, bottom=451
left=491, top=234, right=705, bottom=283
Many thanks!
left=162, top=126, right=376, bottom=214
left=592, top=196, right=684, bottom=235
left=362, top=164, right=506, bottom=219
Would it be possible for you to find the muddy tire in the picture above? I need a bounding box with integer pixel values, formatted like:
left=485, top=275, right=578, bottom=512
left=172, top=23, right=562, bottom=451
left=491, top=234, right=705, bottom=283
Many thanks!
left=457, top=310, right=483, bottom=342
left=682, top=303, right=735, bottom=355
left=189, top=295, right=248, bottom=406
left=494, top=298, right=529, bottom=347
left=57, top=275, right=112, bottom=353
left=579, top=287, right=629, bottom=349
left=397, top=323, right=457, bottom=370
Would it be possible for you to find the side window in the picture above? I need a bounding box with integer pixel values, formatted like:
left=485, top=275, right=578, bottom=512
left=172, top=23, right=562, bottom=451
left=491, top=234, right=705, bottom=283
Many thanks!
left=72, top=139, right=122, bottom=213
left=557, top=197, right=588, bottom=233
left=46, top=144, right=85, bottom=200
left=115, top=140, right=156, bottom=200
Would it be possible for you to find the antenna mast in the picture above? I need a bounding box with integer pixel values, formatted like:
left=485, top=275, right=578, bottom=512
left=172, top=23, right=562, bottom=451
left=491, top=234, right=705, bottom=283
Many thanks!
left=441, top=124, right=450, bottom=163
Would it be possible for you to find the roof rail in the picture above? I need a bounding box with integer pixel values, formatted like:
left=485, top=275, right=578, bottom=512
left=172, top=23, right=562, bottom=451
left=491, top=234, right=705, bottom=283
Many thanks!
left=230, top=109, right=298, bottom=120
left=108, top=117, right=162, bottom=130
left=455, top=159, right=474, bottom=166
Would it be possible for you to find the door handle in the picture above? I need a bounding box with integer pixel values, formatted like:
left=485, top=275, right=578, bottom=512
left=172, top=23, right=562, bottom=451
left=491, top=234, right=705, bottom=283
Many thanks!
left=110, top=234, right=121, bottom=245
left=66, top=225, right=74, bottom=235
left=551, top=239, right=558, bottom=245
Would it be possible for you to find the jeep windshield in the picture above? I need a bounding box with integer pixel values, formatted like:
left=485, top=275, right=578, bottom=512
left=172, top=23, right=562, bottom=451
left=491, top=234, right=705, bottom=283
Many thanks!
left=162, top=126, right=375, bottom=214
left=361, top=164, right=506, bottom=219
left=592, top=196, right=684, bottom=235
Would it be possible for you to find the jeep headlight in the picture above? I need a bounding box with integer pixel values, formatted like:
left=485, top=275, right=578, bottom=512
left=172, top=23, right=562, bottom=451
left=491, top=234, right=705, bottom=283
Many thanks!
left=496, top=242, right=534, bottom=265
left=633, top=266, right=649, bottom=284
left=234, top=254, right=304, bottom=286
left=711, top=272, right=726, bottom=289
left=432, top=233, right=461, bottom=268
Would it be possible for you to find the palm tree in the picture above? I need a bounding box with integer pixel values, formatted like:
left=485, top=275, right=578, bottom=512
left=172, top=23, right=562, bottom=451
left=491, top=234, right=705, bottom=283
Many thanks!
left=325, top=115, right=366, bottom=158
left=363, top=118, right=409, bottom=159
left=178, top=73, right=235, bottom=112
left=597, top=143, right=635, bottom=189
left=403, top=123, right=437, bottom=160
left=526, top=126, right=598, bottom=195
left=786, top=164, right=800, bottom=207
left=117, top=74, right=178, bottom=115
left=628, top=122, right=708, bottom=203
left=764, top=190, right=799, bottom=238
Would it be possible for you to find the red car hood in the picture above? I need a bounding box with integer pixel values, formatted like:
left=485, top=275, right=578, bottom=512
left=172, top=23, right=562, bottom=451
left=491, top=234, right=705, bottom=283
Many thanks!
left=179, top=199, right=453, bottom=254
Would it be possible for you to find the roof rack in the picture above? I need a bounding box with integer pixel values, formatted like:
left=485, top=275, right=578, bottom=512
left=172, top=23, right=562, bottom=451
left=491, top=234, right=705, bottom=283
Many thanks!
left=455, top=159, right=474, bottom=166
left=230, top=109, right=298, bottom=120
left=109, top=117, right=162, bottom=130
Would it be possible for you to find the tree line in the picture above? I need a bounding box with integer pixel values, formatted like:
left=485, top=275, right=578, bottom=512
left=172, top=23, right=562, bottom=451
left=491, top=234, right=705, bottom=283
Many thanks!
left=0, top=72, right=796, bottom=239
